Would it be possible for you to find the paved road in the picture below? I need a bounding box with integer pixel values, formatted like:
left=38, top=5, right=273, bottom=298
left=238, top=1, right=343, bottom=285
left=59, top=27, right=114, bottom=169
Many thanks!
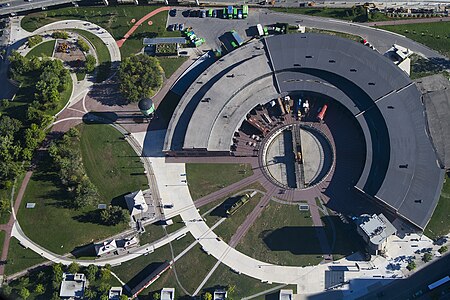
left=0, top=0, right=81, bottom=16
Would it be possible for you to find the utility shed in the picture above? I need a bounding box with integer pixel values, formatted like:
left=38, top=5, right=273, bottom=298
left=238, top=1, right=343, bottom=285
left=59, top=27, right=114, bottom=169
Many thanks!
left=415, top=74, right=450, bottom=170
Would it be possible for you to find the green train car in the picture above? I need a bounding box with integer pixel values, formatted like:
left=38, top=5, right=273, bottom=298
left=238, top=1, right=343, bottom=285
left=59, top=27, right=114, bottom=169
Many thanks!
left=226, top=193, right=251, bottom=216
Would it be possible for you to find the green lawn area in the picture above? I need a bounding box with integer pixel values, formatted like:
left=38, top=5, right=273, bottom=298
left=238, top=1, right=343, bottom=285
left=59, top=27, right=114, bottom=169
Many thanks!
left=214, top=192, right=263, bottom=243
left=202, top=263, right=293, bottom=300
left=165, top=215, right=185, bottom=235
left=25, top=40, right=55, bottom=58
left=69, top=29, right=111, bottom=82
left=21, top=5, right=177, bottom=58
left=186, top=163, right=253, bottom=201
left=79, top=124, right=147, bottom=203
left=236, top=201, right=323, bottom=266
left=377, top=22, right=450, bottom=58
left=5, top=237, right=47, bottom=276
left=139, top=223, right=166, bottom=245
left=112, top=233, right=194, bottom=291
left=1, top=68, right=72, bottom=122
left=171, top=244, right=217, bottom=295
left=18, top=151, right=129, bottom=255
left=305, top=27, right=363, bottom=42
left=157, top=56, right=188, bottom=79
left=425, top=175, right=450, bottom=239
left=271, top=7, right=392, bottom=22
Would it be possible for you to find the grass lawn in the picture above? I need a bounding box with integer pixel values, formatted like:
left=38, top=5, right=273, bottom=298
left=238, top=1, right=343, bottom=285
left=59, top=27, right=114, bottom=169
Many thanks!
left=425, top=175, right=450, bottom=239
left=25, top=40, right=55, bottom=58
left=271, top=7, right=392, bottom=22
left=18, top=152, right=129, bottom=255
left=305, top=27, right=363, bottom=42
left=165, top=215, right=185, bottom=235
left=5, top=237, right=47, bottom=276
left=186, top=163, right=253, bottom=201
left=377, top=22, right=450, bottom=58
left=200, top=181, right=266, bottom=227
left=69, top=29, right=111, bottom=82
left=171, top=244, right=217, bottom=295
left=321, top=214, right=366, bottom=260
left=214, top=192, right=263, bottom=243
left=112, top=233, right=194, bottom=290
left=1, top=69, right=72, bottom=123
left=202, top=263, right=292, bottom=300
left=139, top=223, right=166, bottom=245
left=157, top=56, right=188, bottom=79
left=21, top=5, right=177, bottom=58
left=79, top=124, right=148, bottom=203
left=236, top=201, right=323, bottom=266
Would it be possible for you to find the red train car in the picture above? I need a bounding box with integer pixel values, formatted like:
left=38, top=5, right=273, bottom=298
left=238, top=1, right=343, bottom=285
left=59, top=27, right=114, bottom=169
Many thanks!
left=317, top=104, right=328, bottom=122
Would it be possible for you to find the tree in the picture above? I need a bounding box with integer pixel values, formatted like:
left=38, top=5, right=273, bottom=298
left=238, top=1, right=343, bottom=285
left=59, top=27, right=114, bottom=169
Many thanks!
left=118, top=54, right=163, bottom=103
left=98, top=282, right=111, bottom=294
left=27, top=35, right=43, bottom=48
left=87, top=264, right=98, bottom=282
left=19, top=287, right=30, bottom=300
left=120, top=295, right=129, bottom=300
left=0, top=115, right=22, bottom=139
left=73, top=178, right=98, bottom=209
left=100, top=295, right=109, bottom=300
left=100, top=206, right=129, bottom=225
left=1, top=284, right=12, bottom=296
left=52, top=31, right=69, bottom=39
left=8, top=51, right=30, bottom=78
left=35, top=283, right=45, bottom=295
left=77, top=37, right=89, bottom=52
left=153, top=292, right=161, bottom=300
left=24, top=123, right=46, bottom=154
left=438, top=245, right=448, bottom=254
left=203, top=292, right=212, bottom=300
left=84, top=288, right=96, bottom=300
left=85, top=55, right=96, bottom=73
left=407, top=261, right=416, bottom=271
left=423, top=252, right=432, bottom=262
left=68, top=261, right=80, bottom=274
left=100, top=267, right=111, bottom=281
left=51, top=291, right=61, bottom=300
left=0, top=197, right=10, bottom=214
left=53, top=263, right=64, bottom=284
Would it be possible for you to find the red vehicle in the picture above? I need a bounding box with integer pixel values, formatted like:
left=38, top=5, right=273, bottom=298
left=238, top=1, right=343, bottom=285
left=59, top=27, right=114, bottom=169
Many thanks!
left=317, top=104, right=328, bottom=122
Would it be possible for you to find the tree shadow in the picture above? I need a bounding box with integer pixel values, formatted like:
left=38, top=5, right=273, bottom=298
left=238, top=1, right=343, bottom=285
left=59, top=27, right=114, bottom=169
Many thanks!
left=111, top=192, right=129, bottom=209
left=126, top=262, right=165, bottom=295
left=87, top=76, right=130, bottom=107
left=72, top=209, right=102, bottom=225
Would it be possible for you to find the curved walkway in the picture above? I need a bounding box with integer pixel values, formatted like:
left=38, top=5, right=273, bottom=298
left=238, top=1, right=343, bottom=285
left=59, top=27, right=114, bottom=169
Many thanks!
left=116, top=6, right=171, bottom=48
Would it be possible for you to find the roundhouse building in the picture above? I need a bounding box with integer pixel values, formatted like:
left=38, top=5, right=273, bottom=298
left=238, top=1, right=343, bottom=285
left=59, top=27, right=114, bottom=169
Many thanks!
left=163, top=33, right=445, bottom=230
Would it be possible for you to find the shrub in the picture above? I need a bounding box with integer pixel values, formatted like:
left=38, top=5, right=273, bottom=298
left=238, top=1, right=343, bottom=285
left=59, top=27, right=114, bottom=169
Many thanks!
left=438, top=245, right=448, bottom=254
left=52, top=31, right=69, bottom=39
left=78, top=37, right=89, bottom=52
left=27, top=35, right=43, bottom=48
left=407, top=261, right=416, bottom=271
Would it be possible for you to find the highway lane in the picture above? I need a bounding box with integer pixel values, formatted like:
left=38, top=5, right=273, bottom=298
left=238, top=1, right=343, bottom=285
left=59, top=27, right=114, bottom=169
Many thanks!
left=0, top=0, right=81, bottom=16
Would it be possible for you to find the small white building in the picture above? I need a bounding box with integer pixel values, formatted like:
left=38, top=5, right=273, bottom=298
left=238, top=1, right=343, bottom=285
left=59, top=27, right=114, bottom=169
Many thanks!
left=108, top=287, right=123, bottom=300
left=279, top=289, right=293, bottom=300
left=95, top=239, right=118, bottom=257
left=161, top=288, right=175, bottom=300
left=356, top=213, right=397, bottom=255
left=213, top=289, right=227, bottom=300
left=384, top=44, right=413, bottom=75
left=125, top=190, right=156, bottom=222
left=59, top=273, right=87, bottom=299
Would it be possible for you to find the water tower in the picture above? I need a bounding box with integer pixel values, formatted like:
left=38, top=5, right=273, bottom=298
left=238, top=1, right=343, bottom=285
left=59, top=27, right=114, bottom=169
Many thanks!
left=138, top=98, right=155, bottom=118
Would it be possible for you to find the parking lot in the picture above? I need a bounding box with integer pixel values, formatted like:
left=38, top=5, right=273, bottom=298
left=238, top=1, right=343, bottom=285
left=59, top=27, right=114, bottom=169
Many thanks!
left=167, top=7, right=265, bottom=50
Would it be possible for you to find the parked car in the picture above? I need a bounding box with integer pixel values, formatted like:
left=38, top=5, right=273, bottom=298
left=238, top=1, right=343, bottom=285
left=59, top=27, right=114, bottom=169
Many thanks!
left=200, top=10, right=207, bottom=18
left=169, top=9, right=177, bottom=17
left=179, top=23, right=184, bottom=31
left=212, top=9, right=217, bottom=18
left=167, top=24, right=174, bottom=31
left=173, top=23, right=179, bottom=31
left=0, top=2, right=10, bottom=7
left=189, top=10, right=200, bottom=17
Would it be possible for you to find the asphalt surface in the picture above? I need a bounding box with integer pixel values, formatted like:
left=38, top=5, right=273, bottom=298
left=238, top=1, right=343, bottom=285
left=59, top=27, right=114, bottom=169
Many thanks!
left=356, top=252, right=450, bottom=300
left=168, top=7, right=448, bottom=58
